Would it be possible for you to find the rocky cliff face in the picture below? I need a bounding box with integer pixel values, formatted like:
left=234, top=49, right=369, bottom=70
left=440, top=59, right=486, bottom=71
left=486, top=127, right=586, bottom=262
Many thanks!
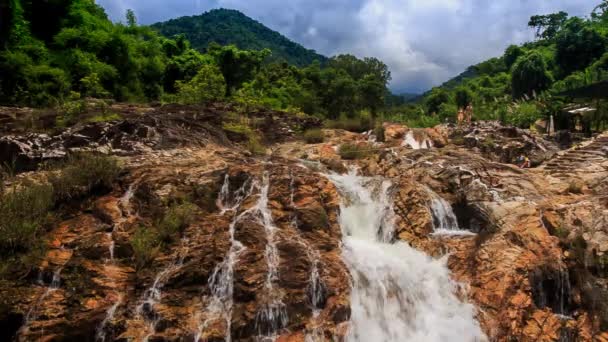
left=1, top=105, right=607, bottom=341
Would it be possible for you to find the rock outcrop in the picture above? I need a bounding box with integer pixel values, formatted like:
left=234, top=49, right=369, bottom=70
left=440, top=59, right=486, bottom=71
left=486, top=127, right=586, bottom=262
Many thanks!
left=1, top=107, right=607, bottom=342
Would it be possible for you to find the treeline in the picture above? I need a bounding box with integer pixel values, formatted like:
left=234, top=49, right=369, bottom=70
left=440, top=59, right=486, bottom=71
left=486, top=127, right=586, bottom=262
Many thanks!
left=0, top=0, right=391, bottom=123
left=397, top=1, right=608, bottom=130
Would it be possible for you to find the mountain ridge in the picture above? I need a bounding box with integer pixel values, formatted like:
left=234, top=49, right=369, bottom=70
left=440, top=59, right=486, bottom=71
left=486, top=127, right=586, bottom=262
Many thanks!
left=151, top=8, right=327, bottom=67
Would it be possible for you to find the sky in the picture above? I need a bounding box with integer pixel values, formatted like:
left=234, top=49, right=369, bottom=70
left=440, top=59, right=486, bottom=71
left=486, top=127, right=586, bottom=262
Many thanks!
left=96, top=0, right=599, bottom=94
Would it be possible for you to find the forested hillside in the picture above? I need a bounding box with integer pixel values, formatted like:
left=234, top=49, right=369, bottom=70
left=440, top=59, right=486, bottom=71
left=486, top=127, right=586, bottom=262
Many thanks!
left=402, top=3, right=608, bottom=130
left=151, top=9, right=327, bottom=67
left=0, top=0, right=390, bottom=126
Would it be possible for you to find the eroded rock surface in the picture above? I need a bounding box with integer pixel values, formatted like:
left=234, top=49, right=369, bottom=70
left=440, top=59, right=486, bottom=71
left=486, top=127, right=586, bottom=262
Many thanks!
left=2, top=108, right=608, bottom=342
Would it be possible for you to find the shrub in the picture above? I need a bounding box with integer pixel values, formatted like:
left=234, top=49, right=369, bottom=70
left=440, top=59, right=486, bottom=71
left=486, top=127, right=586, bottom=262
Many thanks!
left=48, top=153, right=121, bottom=201
left=568, top=180, right=584, bottom=194
left=325, top=116, right=373, bottom=132
left=87, top=112, right=122, bottom=123
left=130, top=226, right=160, bottom=270
left=303, top=129, right=324, bottom=144
left=223, top=123, right=266, bottom=155
left=0, top=182, right=54, bottom=254
left=56, top=98, right=87, bottom=127
left=175, top=64, right=226, bottom=104
left=373, top=125, right=385, bottom=142
left=157, top=202, right=197, bottom=243
left=338, top=143, right=371, bottom=160
left=507, top=102, right=543, bottom=128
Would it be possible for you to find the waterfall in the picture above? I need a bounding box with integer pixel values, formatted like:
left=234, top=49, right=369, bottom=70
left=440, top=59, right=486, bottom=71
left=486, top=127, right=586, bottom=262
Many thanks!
left=95, top=295, right=123, bottom=341
left=402, top=131, right=433, bottom=150
left=197, top=173, right=287, bottom=341
left=95, top=184, right=138, bottom=341
left=136, top=238, right=190, bottom=341
left=427, top=190, right=476, bottom=237
left=327, top=170, right=486, bottom=342
left=19, top=267, right=63, bottom=338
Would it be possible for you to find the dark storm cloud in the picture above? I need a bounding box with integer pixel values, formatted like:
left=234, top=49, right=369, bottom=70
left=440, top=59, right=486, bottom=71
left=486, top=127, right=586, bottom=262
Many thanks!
left=96, top=0, right=598, bottom=93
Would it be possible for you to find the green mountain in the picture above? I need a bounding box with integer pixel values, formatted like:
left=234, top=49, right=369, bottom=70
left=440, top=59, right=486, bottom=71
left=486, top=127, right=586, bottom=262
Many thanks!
left=151, top=8, right=327, bottom=67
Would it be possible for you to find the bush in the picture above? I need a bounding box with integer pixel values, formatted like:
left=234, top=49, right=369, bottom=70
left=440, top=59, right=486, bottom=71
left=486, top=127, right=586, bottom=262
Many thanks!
left=175, top=64, right=226, bottom=104
left=338, top=143, right=371, bottom=160
left=223, top=123, right=266, bottom=155
left=373, top=125, right=385, bottom=142
left=157, top=202, right=197, bottom=243
left=48, top=153, right=121, bottom=201
left=130, top=227, right=160, bottom=270
left=56, top=98, right=87, bottom=127
left=507, top=102, right=543, bottom=128
left=0, top=182, right=54, bottom=254
left=325, top=116, right=373, bottom=133
left=568, top=180, right=584, bottom=194
left=303, top=129, right=324, bottom=144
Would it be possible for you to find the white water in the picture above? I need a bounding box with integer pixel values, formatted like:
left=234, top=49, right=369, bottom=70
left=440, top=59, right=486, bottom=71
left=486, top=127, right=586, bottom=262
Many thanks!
left=427, top=190, right=476, bottom=237
left=197, top=173, right=288, bottom=341
left=95, top=295, right=123, bottom=341
left=19, top=267, right=63, bottom=338
left=96, top=184, right=137, bottom=341
left=402, top=131, right=433, bottom=150
left=136, top=238, right=189, bottom=341
left=327, top=170, right=486, bottom=342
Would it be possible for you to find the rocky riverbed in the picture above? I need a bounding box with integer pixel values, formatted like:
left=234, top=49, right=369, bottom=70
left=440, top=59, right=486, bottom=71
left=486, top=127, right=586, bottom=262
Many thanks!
left=1, top=105, right=607, bottom=341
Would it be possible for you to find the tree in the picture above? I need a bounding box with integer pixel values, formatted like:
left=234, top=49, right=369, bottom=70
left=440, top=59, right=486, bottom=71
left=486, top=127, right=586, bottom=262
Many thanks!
left=208, top=43, right=270, bottom=97
left=592, top=1, right=608, bottom=22
left=511, top=52, right=553, bottom=99
left=358, top=74, right=385, bottom=118
left=555, top=18, right=607, bottom=74
left=425, top=88, right=450, bottom=115
left=175, top=64, right=226, bottom=104
left=528, top=11, right=568, bottom=40
left=126, top=9, right=137, bottom=27
left=504, top=45, right=523, bottom=70
left=455, top=87, right=473, bottom=109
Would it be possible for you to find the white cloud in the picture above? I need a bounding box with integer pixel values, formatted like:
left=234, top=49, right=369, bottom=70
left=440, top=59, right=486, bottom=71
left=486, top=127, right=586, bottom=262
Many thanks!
left=96, top=0, right=598, bottom=92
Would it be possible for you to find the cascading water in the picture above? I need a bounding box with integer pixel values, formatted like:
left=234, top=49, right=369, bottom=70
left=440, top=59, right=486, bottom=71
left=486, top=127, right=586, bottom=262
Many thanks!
left=402, top=131, right=433, bottom=150
left=96, top=184, right=138, bottom=341
left=289, top=174, right=325, bottom=342
left=95, top=295, right=123, bottom=341
left=136, top=238, right=190, bottom=341
left=327, top=170, right=486, bottom=341
left=19, top=267, right=63, bottom=338
left=427, top=189, right=476, bottom=237
left=197, top=173, right=287, bottom=341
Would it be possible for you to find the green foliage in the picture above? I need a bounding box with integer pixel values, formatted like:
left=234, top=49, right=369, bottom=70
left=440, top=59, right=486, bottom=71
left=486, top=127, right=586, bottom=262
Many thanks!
left=87, top=112, right=122, bottom=123
left=175, top=64, right=226, bottom=104
left=302, top=129, right=324, bottom=144
left=426, top=88, right=450, bottom=114
left=130, top=226, right=160, bottom=270
left=338, top=143, right=370, bottom=160
left=56, top=96, right=87, bottom=127
left=504, top=45, right=524, bottom=70
left=455, top=87, right=473, bottom=108
left=222, top=123, right=265, bottom=154
left=48, top=153, right=121, bottom=201
left=0, top=182, right=53, bottom=254
left=507, top=102, right=543, bottom=128
left=555, top=17, right=607, bottom=74
left=151, top=9, right=327, bottom=67
left=325, top=115, right=374, bottom=133
left=528, top=11, right=569, bottom=39
left=208, top=43, right=270, bottom=96
left=157, top=202, right=197, bottom=243
left=511, top=52, right=553, bottom=99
